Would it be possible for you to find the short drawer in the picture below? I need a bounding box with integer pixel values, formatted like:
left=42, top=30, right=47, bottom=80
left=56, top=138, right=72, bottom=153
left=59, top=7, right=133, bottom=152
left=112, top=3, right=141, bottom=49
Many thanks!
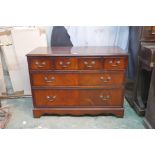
left=32, top=89, right=124, bottom=107
left=55, top=57, right=78, bottom=70
left=103, top=57, right=127, bottom=70
left=78, top=58, right=102, bottom=70
left=31, top=73, right=78, bottom=86
left=29, top=58, right=53, bottom=70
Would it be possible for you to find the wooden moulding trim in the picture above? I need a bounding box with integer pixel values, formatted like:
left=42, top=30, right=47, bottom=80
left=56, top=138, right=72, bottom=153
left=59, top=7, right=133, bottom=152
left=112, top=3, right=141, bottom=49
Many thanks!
left=31, top=85, right=124, bottom=90
left=34, top=107, right=124, bottom=110
left=34, top=106, right=124, bottom=109
left=27, top=55, right=129, bottom=58
left=29, top=70, right=126, bottom=73
left=33, top=107, right=124, bottom=118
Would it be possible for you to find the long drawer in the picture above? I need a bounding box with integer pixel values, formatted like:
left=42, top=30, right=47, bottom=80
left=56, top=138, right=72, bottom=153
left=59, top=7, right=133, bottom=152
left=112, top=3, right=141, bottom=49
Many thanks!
left=31, top=72, right=125, bottom=86
left=32, top=89, right=124, bottom=107
left=28, top=57, right=127, bottom=70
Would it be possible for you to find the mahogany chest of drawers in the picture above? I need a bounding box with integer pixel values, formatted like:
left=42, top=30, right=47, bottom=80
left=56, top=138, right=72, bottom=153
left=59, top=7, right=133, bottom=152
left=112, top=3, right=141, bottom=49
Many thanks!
left=26, top=46, right=128, bottom=118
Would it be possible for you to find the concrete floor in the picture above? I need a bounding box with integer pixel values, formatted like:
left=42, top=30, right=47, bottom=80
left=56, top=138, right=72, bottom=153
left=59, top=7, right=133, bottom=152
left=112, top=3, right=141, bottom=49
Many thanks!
left=2, top=98, right=145, bottom=129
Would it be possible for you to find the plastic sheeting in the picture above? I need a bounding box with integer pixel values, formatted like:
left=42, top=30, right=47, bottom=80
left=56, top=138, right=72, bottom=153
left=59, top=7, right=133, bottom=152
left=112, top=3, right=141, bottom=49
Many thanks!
left=65, top=26, right=129, bottom=51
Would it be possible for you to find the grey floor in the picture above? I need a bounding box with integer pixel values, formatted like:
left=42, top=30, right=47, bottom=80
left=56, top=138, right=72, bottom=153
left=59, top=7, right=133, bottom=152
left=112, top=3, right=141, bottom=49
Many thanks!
left=2, top=98, right=145, bottom=129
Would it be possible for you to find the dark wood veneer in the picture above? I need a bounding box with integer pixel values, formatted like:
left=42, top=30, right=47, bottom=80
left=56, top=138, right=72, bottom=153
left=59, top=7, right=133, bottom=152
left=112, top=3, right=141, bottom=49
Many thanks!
left=27, top=46, right=128, bottom=118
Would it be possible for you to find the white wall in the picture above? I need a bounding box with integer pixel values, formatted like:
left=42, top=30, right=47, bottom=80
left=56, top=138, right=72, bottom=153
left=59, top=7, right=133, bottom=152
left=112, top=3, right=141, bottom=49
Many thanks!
left=0, top=27, right=47, bottom=95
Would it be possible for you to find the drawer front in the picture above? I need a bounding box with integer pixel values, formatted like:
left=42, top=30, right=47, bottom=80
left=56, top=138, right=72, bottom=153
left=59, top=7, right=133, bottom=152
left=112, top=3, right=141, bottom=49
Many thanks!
left=103, top=57, right=126, bottom=70
left=33, top=89, right=124, bottom=107
left=78, top=72, right=125, bottom=86
left=55, top=57, right=78, bottom=70
left=29, top=57, right=127, bottom=71
left=78, top=89, right=123, bottom=106
left=78, top=58, right=102, bottom=70
left=33, top=89, right=78, bottom=107
left=31, top=72, right=124, bottom=86
left=29, top=58, right=53, bottom=70
left=31, top=73, right=78, bottom=86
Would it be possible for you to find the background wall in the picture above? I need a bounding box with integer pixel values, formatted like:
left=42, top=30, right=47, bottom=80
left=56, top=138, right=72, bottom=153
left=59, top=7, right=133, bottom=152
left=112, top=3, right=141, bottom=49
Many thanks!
left=0, top=27, right=47, bottom=95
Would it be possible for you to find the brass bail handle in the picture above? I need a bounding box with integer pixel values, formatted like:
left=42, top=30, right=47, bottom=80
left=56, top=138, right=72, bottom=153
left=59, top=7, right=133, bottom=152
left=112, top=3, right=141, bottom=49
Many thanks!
left=35, top=61, right=46, bottom=68
left=59, top=61, right=71, bottom=68
left=46, top=95, right=56, bottom=102
left=44, top=76, right=55, bottom=83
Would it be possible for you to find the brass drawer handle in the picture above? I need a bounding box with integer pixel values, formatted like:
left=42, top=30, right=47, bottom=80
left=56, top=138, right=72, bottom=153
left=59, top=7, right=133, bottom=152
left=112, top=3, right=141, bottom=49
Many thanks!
left=66, top=61, right=71, bottom=65
left=46, top=95, right=56, bottom=102
left=91, top=61, right=96, bottom=64
left=59, top=61, right=71, bottom=68
left=116, top=60, right=121, bottom=64
left=100, top=76, right=111, bottom=82
left=109, top=60, right=113, bottom=64
left=44, top=76, right=55, bottom=83
left=35, top=61, right=46, bottom=68
left=84, top=61, right=95, bottom=68
left=86, top=65, right=93, bottom=68
left=100, top=95, right=110, bottom=101
left=84, top=61, right=88, bottom=65
left=109, top=60, right=120, bottom=67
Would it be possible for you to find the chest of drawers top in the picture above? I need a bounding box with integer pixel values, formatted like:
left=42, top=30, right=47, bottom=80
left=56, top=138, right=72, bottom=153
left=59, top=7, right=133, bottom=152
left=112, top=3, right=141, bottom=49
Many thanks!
left=27, top=46, right=127, bottom=57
